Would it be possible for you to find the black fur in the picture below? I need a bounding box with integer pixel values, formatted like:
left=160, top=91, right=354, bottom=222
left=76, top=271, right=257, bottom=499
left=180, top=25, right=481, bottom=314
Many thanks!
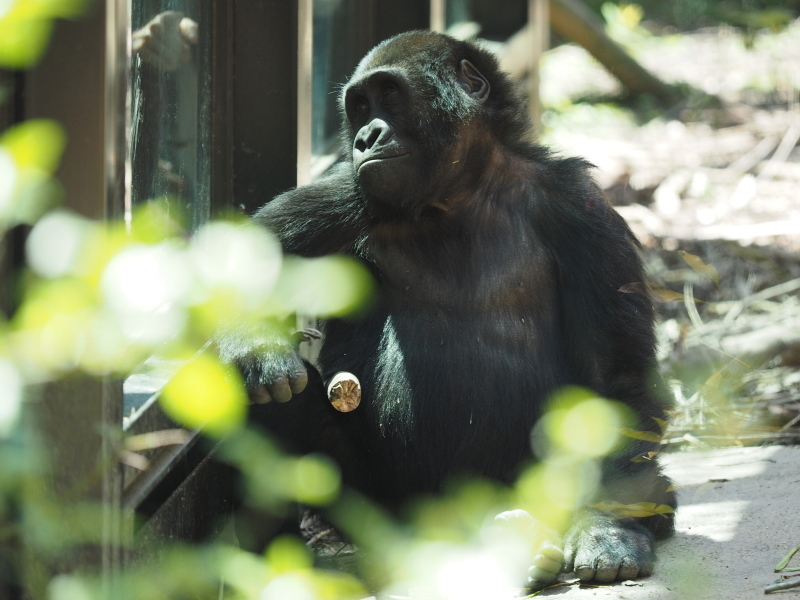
left=234, top=31, right=675, bottom=585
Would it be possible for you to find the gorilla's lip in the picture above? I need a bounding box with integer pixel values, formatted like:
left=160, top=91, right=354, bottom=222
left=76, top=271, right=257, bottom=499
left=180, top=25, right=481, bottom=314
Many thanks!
left=357, top=153, right=409, bottom=170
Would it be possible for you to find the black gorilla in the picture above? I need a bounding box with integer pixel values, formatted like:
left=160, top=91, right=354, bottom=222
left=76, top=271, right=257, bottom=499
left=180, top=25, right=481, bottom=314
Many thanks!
left=221, top=30, right=675, bottom=588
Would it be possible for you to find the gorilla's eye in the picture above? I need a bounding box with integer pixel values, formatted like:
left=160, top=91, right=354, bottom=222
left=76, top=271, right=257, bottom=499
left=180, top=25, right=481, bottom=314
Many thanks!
left=381, top=82, right=400, bottom=99
left=352, top=96, right=369, bottom=115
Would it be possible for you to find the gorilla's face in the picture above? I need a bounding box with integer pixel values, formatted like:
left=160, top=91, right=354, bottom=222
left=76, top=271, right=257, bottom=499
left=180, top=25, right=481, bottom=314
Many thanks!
left=341, top=33, right=490, bottom=218
left=344, top=73, right=418, bottom=209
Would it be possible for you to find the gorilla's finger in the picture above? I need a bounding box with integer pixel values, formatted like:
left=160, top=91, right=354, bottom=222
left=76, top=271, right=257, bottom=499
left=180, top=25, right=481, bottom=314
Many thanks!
left=268, top=377, right=293, bottom=403
left=528, top=565, right=558, bottom=588
left=532, top=553, right=561, bottom=574
left=617, top=557, right=640, bottom=581
left=562, top=542, right=576, bottom=573
left=593, top=557, right=619, bottom=583
left=289, top=369, right=308, bottom=394
left=251, top=387, right=272, bottom=405
left=574, top=565, right=596, bottom=582
left=539, top=542, right=564, bottom=563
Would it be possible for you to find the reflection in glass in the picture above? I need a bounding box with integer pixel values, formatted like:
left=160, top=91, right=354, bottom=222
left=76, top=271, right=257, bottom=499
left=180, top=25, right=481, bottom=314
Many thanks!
left=130, top=0, right=210, bottom=231
left=125, top=1, right=211, bottom=424
left=312, top=0, right=369, bottom=162
left=446, top=0, right=471, bottom=29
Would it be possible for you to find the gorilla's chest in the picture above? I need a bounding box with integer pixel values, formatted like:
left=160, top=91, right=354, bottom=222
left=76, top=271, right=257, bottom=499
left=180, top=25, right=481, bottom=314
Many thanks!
left=347, top=308, right=563, bottom=491
left=321, top=232, right=567, bottom=491
left=367, top=223, right=555, bottom=314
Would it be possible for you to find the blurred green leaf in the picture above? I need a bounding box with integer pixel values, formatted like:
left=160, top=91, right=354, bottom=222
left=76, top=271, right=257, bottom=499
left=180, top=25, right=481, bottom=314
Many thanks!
left=652, top=416, right=667, bottom=434
left=25, top=210, right=93, bottom=278
left=776, top=545, right=800, bottom=572
left=541, top=387, right=629, bottom=459
left=0, top=16, right=53, bottom=68
left=274, top=255, right=374, bottom=317
left=591, top=500, right=674, bottom=518
left=0, top=358, right=22, bottom=437
left=0, top=0, right=92, bottom=68
left=160, top=352, right=247, bottom=437
left=266, top=535, right=313, bottom=574
left=0, top=119, right=65, bottom=174
left=618, top=427, right=662, bottom=443
left=217, top=428, right=296, bottom=511
left=11, top=277, right=97, bottom=374
left=4, top=0, right=91, bottom=20
left=290, top=454, right=341, bottom=506
left=129, top=200, right=186, bottom=244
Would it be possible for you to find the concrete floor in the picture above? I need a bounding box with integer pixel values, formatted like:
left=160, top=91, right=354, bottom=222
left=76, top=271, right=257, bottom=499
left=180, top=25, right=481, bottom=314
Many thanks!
left=541, top=445, right=800, bottom=599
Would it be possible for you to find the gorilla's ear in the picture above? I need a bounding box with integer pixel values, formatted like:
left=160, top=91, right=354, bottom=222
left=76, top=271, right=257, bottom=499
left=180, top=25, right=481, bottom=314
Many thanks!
left=457, top=59, right=490, bottom=103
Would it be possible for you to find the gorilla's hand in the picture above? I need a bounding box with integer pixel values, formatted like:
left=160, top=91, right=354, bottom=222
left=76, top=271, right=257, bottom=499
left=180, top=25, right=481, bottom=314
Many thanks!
left=132, top=11, right=198, bottom=71
left=494, top=509, right=564, bottom=591
left=564, top=508, right=655, bottom=583
left=217, top=326, right=319, bottom=404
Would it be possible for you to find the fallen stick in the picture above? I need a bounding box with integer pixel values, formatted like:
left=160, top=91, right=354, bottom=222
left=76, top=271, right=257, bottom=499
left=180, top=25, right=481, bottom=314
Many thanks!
left=765, top=578, right=800, bottom=593
left=723, top=277, right=800, bottom=325
left=759, top=122, right=800, bottom=182
left=727, top=135, right=779, bottom=174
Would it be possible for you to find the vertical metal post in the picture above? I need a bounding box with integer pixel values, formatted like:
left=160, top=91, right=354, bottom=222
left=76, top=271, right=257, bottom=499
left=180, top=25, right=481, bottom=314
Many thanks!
left=104, top=0, right=129, bottom=587
left=528, top=0, right=549, bottom=136
left=297, top=0, right=313, bottom=187
left=430, top=0, right=446, bottom=32
left=296, top=0, right=318, bottom=359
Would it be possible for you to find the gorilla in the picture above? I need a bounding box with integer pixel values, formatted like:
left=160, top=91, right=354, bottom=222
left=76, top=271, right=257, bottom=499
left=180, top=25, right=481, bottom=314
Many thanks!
left=220, top=30, right=675, bottom=589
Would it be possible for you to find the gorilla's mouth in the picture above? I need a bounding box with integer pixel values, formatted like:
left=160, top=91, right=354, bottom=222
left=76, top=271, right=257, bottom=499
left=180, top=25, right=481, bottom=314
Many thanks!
left=357, top=153, right=410, bottom=171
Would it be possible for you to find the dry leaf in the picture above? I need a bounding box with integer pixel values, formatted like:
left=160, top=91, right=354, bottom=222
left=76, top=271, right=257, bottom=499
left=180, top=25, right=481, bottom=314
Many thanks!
left=677, top=250, right=720, bottom=285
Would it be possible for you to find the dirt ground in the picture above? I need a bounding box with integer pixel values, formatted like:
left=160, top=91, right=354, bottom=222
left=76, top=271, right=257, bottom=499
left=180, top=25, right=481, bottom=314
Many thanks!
left=535, top=21, right=800, bottom=598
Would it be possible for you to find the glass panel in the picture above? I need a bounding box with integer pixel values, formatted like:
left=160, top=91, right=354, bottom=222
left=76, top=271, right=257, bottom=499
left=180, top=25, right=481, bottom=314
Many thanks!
left=125, top=0, right=212, bottom=424
left=130, top=0, right=211, bottom=230
left=446, top=0, right=471, bottom=29
left=312, top=0, right=369, bottom=165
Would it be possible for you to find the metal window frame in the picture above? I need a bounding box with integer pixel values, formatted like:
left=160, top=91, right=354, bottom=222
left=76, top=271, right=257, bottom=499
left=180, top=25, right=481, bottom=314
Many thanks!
left=10, top=1, right=431, bottom=593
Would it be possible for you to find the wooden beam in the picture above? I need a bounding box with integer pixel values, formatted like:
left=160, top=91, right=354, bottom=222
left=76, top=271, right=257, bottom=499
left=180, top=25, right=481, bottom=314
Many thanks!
left=549, top=0, right=682, bottom=108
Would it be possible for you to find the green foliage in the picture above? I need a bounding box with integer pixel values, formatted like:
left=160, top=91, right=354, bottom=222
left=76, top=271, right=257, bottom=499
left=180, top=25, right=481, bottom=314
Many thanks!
left=0, top=2, right=682, bottom=596
left=0, top=119, right=66, bottom=233
left=0, top=19, right=375, bottom=590
left=160, top=353, right=248, bottom=437
left=602, top=3, right=652, bottom=51
left=0, top=0, right=92, bottom=68
left=775, top=546, right=800, bottom=573
left=587, top=0, right=798, bottom=31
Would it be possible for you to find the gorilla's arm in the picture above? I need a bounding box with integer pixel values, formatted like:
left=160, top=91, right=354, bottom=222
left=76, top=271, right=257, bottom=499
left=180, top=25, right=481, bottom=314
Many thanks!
left=534, top=156, right=667, bottom=427
left=532, top=157, right=675, bottom=582
left=253, top=162, right=366, bottom=257
left=221, top=164, right=366, bottom=404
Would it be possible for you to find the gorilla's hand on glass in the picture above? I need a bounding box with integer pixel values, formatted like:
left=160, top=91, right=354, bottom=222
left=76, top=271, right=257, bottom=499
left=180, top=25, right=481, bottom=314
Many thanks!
left=132, top=10, right=198, bottom=71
